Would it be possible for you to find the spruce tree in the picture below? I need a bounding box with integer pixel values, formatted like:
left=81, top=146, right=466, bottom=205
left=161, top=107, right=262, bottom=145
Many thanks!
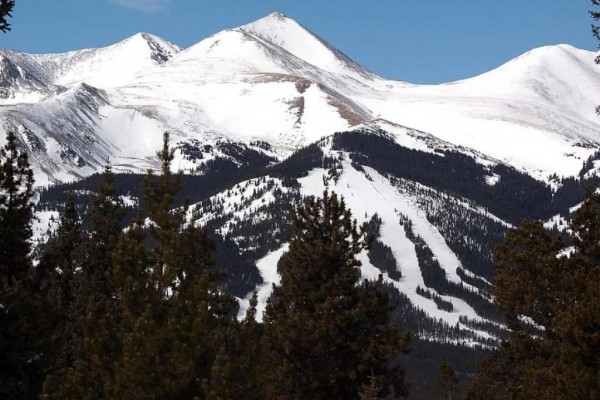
left=61, top=133, right=236, bottom=399
left=0, top=0, right=14, bottom=33
left=110, top=132, right=236, bottom=399
left=433, top=362, right=458, bottom=400
left=465, top=342, right=519, bottom=400
left=55, top=165, right=125, bottom=399
left=592, top=1, right=600, bottom=114
left=550, top=188, right=600, bottom=399
left=467, top=189, right=600, bottom=399
left=37, top=193, right=84, bottom=395
left=262, top=191, right=409, bottom=400
left=0, top=131, right=37, bottom=399
left=81, top=164, right=125, bottom=301
left=207, top=293, right=264, bottom=400
left=0, top=131, right=34, bottom=289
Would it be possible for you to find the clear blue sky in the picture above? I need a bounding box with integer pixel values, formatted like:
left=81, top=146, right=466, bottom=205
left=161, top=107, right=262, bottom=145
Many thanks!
left=2, top=0, right=596, bottom=84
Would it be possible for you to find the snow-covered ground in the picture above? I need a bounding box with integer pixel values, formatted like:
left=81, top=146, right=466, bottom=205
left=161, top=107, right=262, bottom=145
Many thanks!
left=218, top=151, right=501, bottom=345
left=237, top=244, right=287, bottom=322
left=297, top=159, right=482, bottom=325
left=0, top=12, right=598, bottom=184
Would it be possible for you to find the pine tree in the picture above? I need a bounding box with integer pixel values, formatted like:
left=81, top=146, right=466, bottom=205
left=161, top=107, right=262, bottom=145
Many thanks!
left=207, top=293, right=264, bottom=400
left=262, top=191, right=410, bottom=400
left=0, top=0, right=14, bottom=33
left=433, top=362, right=458, bottom=400
left=493, top=219, right=563, bottom=332
left=56, top=165, right=125, bottom=399
left=81, top=164, right=125, bottom=302
left=37, top=193, right=84, bottom=395
left=465, top=342, right=519, bottom=400
left=109, top=132, right=236, bottom=399
left=550, top=188, right=600, bottom=399
left=0, top=131, right=37, bottom=399
left=0, top=131, right=34, bottom=289
left=592, top=1, right=600, bottom=61
left=467, top=189, right=600, bottom=399
left=592, top=1, right=600, bottom=114
left=61, top=133, right=236, bottom=399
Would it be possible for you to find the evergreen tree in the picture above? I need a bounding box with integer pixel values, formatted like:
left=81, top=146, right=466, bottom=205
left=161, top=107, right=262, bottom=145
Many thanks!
left=38, top=193, right=84, bottom=395
left=61, top=133, right=236, bottom=399
left=592, top=1, right=600, bottom=59
left=550, top=189, right=600, bottom=399
left=467, top=189, right=600, bottom=399
left=262, top=191, right=410, bottom=400
left=207, top=293, right=263, bottom=400
left=0, top=131, right=34, bottom=289
left=81, top=164, right=125, bottom=301
left=433, top=362, right=458, bottom=400
left=0, top=0, right=14, bottom=32
left=55, top=165, right=125, bottom=399
left=0, top=131, right=37, bottom=399
left=493, top=219, right=563, bottom=332
left=465, top=342, right=519, bottom=400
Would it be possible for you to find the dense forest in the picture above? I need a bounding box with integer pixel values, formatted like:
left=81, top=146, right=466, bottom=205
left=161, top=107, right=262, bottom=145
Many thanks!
left=0, top=1, right=599, bottom=398
left=1, top=129, right=598, bottom=399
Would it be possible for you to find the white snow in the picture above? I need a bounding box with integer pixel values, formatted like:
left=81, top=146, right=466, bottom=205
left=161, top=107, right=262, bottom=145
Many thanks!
left=296, top=156, right=487, bottom=330
left=29, top=33, right=181, bottom=88
left=238, top=12, right=376, bottom=81
left=31, top=210, right=59, bottom=246
left=237, top=244, right=287, bottom=322
left=1, top=14, right=599, bottom=183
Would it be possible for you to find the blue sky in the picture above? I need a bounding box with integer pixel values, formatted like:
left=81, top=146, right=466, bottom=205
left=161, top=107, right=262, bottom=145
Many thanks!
left=2, top=0, right=596, bottom=83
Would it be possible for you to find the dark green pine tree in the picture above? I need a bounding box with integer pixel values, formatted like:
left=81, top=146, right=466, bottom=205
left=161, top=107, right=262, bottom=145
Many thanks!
left=467, top=189, right=600, bottom=400
left=207, top=292, right=264, bottom=400
left=0, top=131, right=34, bottom=292
left=592, top=0, right=600, bottom=71
left=56, top=165, right=125, bottom=399
left=61, top=133, right=236, bottom=399
left=0, top=131, right=37, bottom=399
left=81, top=164, right=125, bottom=302
left=551, top=188, right=600, bottom=400
left=465, top=342, right=519, bottom=400
left=433, top=362, right=458, bottom=400
left=37, top=193, right=84, bottom=395
left=109, top=132, right=237, bottom=399
left=262, top=191, right=410, bottom=400
left=0, top=0, right=14, bottom=33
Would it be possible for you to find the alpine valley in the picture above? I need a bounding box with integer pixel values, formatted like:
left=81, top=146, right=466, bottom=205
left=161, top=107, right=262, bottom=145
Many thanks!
left=4, top=12, right=600, bottom=397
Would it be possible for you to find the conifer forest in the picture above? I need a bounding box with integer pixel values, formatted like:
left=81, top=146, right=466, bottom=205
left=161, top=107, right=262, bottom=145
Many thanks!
left=1, top=1, right=599, bottom=399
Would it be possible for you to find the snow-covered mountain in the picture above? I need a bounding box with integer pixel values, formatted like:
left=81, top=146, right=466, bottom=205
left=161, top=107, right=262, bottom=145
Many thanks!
left=23, top=24, right=600, bottom=391
left=1, top=12, right=598, bottom=184
left=22, top=13, right=600, bottom=393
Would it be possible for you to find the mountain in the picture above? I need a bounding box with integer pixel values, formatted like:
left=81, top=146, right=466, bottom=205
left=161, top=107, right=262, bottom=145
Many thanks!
left=21, top=13, right=600, bottom=396
left=1, top=13, right=599, bottom=183
left=368, top=44, right=600, bottom=179
left=237, top=12, right=378, bottom=81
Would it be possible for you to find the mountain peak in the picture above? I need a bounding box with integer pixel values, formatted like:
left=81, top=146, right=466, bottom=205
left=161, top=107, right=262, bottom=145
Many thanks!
left=239, top=11, right=304, bottom=37
left=237, top=12, right=376, bottom=80
left=119, top=32, right=181, bottom=59
left=265, top=11, right=288, bottom=20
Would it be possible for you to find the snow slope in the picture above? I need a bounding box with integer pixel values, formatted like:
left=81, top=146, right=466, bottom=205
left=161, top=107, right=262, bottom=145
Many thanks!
left=29, top=33, right=181, bottom=88
left=0, top=12, right=598, bottom=183
left=188, top=144, right=504, bottom=345
left=365, top=44, right=600, bottom=179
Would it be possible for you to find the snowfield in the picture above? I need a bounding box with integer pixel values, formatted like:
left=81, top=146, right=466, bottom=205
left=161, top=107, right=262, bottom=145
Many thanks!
left=0, top=12, right=598, bottom=183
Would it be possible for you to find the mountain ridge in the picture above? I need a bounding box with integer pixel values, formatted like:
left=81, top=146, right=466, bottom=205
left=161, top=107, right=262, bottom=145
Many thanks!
left=0, top=12, right=598, bottom=184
